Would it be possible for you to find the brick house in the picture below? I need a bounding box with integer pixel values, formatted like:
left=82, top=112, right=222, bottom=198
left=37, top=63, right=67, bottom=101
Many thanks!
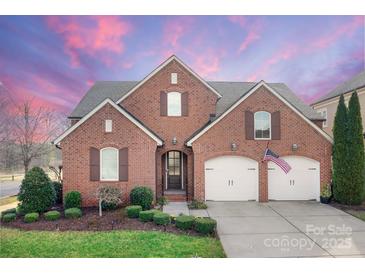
left=54, top=55, right=333, bottom=206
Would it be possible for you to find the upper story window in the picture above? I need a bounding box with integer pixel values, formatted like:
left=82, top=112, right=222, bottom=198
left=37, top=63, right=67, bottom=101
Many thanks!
left=318, top=108, right=328, bottom=127
left=105, top=120, right=112, bottom=132
left=254, top=111, right=271, bottom=140
left=167, top=92, right=181, bottom=116
left=100, top=147, right=118, bottom=181
left=171, top=73, right=178, bottom=84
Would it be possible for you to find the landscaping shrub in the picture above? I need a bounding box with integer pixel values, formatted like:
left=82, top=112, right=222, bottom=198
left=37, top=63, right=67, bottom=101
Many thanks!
left=24, top=212, right=39, bottom=223
left=97, top=186, right=122, bottom=215
left=153, top=212, right=170, bottom=225
left=16, top=205, right=25, bottom=216
left=126, top=205, right=142, bottom=218
left=101, top=201, right=118, bottom=210
left=52, top=181, right=63, bottom=204
left=188, top=200, right=208, bottom=209
left=156, top=196, right=168, bottom=209
left=130, top=186, right=153, bottom=210
left=139, top=209, right=160, bottom=222
left=175, top=215, right=195, bottom=230
left=44, top=210, right=61, bottom=221
left=18, top=167, right=56, bottom=213
left=64, top=191, right=82, bottom=209
left=2, top=213, right=16, bottom=222
left=1, top=208, right=16, bottom=218
left=64, top=208, right=82, bottom=219
left=194, top=217, right=217, bottom=234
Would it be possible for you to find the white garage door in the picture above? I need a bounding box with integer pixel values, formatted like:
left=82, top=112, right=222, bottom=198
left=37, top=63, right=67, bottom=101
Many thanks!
left=268, top=156, right=320, bottom=201
left=205, top=156, right=258, bottom=201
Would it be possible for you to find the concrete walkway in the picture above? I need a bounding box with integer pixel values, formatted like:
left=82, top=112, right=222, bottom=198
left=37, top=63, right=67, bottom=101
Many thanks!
left=207, top=201, right=365, bottom=258
left=163, top=202, right=209, bottom=217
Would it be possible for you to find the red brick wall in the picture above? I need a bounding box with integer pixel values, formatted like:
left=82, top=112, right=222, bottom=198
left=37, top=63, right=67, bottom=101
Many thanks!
left=61, top=103, right=158, bottom=207
left=121, top=59, right=219, bottom=197
left=192, top=86, right=332, bottom=202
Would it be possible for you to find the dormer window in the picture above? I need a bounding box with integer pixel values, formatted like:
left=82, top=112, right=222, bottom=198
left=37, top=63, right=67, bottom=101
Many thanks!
left=254, top=111, right=271, bottom=140
left=171, top=73, right=178, bottom=84
left=167, top=92, right=181, bottom=116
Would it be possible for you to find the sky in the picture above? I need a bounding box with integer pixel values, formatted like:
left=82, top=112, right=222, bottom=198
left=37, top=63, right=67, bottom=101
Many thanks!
left=0, top=16, right=364, bottom=115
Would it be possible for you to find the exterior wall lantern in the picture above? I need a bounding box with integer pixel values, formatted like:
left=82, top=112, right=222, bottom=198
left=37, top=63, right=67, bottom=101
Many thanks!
left=172, top=137, right=177, bottom=145
left=292, top=143, right=298, bottom=151
left=231, top=143, right=237, bottom=151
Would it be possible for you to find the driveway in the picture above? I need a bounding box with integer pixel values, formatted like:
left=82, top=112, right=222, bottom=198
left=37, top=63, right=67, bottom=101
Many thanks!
left=0, top=181, right=21, bottom=198
left=207, top=201, right=365, bottom=258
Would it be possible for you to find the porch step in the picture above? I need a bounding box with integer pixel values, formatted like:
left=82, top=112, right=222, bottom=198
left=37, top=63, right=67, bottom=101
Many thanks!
left=164, top=194, right=187, bottom=202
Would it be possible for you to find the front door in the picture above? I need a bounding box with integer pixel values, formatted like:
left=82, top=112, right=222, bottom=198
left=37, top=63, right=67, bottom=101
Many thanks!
left=167, top=151, right=181, bottom=189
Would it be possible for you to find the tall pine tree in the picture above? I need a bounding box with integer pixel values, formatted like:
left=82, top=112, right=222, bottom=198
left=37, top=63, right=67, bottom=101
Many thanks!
left=347, top=91, right=365, bottom=205
left=332, top=94, right=349, bottom=203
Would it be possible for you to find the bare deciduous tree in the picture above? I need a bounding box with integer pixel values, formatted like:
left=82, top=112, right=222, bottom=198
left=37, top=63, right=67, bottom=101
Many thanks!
left=96, top=186, right=122, bottom=216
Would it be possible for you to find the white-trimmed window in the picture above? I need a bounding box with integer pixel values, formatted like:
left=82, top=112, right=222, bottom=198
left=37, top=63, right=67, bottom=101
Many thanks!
left=100, top=147, right=118, bottom=181
left=105, top=120, right=112, bottom=132
left=171, top=73, right=178, bottom=84
left=167, top=92, right=181, bottom=116
left=254, top=111, right=271, bottom=140
left=318, top=108, right=328, bottom=127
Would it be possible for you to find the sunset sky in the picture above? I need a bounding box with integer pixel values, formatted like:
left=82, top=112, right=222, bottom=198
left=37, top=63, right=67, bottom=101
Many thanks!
left=0, top=16, right=364, bottom=115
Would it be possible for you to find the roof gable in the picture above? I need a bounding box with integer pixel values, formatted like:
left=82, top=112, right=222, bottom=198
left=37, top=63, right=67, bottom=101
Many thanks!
left=115, top=55, right=222, bottom=104
left=54, top=98, right=163, bottom=146
left=186, top=81, right=333, bottom=146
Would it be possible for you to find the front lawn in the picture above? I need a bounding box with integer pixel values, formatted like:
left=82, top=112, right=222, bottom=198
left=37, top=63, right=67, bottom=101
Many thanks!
left=0, top=228, right=225, bottom=258
left=346, top=210, right=365, bottom=221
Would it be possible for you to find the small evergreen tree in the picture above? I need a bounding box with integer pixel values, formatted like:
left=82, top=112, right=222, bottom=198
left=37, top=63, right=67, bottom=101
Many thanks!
left=332, top=94, right=349, bottom=203
left=346, top=91, right=365, bottom=204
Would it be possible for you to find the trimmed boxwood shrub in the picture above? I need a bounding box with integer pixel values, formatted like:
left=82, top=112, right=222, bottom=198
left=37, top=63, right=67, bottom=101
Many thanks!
left=1, top=208, right=16, bottom=217
left=16, top=205, right=25, bottom=216
left=175, top=215, right=195, bottom=230
left=24, top=212, right=39, bottom=223
left=130, top=186, right=153, bottom=210
left=194, top=217, right=217, bottom=234
left=2, top=213, right=16, bottom=222
left=64, top=191, right=81, bottom=209
left=139, top=209, right=160, bottom=222
left=52, top=181, right=63, bottom=204
left=126, top=205, right=142, bottom=218
left=101, top=201, right=118, bottom=211
left=44, top=210, right=61, bottom=221
left=153, top=212, right=170, bottom=225
left=64, top=208, right=82, bottom=219
left=18, top=167, right=56, bottom=213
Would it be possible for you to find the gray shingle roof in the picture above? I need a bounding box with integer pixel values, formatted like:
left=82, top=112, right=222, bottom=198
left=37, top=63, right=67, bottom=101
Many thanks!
left=313, top=70, right=365, bottom=104
left=69, top=80, right=322, bottom=120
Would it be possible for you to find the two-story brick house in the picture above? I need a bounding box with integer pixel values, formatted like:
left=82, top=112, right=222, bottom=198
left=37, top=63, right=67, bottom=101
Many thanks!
left=54, top=55, right=333, bottom=206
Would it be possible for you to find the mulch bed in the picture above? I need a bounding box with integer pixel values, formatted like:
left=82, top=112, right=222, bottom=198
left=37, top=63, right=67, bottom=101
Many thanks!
left=330, top=201, right=365, bottom=212
left=0, top=206, right=202, bottom=237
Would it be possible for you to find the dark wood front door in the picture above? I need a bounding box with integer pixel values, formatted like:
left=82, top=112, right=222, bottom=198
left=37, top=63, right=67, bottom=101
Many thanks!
left=167, top=151, right=181, bottom=189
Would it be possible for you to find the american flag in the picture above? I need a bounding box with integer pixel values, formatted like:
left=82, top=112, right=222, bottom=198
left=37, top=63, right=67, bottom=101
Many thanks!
left=263, top=148, right=292, bottom=174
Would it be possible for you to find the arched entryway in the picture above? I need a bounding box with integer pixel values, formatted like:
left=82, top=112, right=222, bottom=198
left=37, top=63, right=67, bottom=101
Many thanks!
left=162, top=150, right=188, bottom=192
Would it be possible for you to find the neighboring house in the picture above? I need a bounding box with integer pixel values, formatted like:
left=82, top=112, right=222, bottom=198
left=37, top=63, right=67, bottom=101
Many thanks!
left=54, top=55, right=332, bottom=206
left=312, top=70, right=365, bottom=138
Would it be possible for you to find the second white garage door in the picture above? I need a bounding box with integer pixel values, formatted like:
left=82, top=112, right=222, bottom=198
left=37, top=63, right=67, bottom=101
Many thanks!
left=268, top=156, right=320, bottom=201
left=205, top=156, right=258, bottom=201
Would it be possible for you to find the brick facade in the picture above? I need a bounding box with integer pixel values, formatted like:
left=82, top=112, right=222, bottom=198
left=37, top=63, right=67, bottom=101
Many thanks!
left=191, top=86, right=332, bottom=202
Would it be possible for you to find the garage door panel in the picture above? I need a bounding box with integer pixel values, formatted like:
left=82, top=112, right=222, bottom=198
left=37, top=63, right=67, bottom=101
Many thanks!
left=268, top=156, right=320, bottom=201
left=205, top=156, right=258, bottom=201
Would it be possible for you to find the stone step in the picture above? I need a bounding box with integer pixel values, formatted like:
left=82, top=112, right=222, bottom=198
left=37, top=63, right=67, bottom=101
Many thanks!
left=164, top=194, right=187, bottom=202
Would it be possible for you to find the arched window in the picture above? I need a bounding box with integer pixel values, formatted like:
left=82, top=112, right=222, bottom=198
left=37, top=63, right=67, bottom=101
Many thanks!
left=100, top=147, right=119, bottom=181
left=254, top=111, right=271, bottom=140
left=167, top=92, right=181, bottom=116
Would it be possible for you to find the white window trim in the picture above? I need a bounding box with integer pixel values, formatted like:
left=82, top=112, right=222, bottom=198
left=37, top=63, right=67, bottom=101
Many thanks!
left=100, top=147, right=119, bottom=181
left=254, top=111, right=271, bottom=140
left=105, top=119, right=112, bottom=132
left=167, top=91, right=182, bottom=117
left=317, top=108, right=328, bottom=128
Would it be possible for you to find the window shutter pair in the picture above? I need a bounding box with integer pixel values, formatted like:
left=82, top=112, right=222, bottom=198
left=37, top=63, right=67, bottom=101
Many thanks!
left=89, top=147, right=128, bottom=181
left=245, top=111, right=281, bottom=140
left=160, top=91, right=188, bottom=116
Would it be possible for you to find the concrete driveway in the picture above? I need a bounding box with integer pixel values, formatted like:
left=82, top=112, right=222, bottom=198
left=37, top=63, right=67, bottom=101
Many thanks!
left=207, top=201, right=365, bottom=258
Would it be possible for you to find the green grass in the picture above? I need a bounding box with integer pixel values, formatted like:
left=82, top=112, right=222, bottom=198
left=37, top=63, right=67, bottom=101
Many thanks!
left=0, top=196, right=18, bottom=206
left=0, top=228, right=225, bottom=258
left=347, top=210, right=365, bottom=221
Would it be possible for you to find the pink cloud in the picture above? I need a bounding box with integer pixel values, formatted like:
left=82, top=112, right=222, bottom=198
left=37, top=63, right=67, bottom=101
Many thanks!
left=46, top=16, right=132, bottom=67
left=163, top=17, right=194, bottom=49
left=228, top=16, right=247, bottom=28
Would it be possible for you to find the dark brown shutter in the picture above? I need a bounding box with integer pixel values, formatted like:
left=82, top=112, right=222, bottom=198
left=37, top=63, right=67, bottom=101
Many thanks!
left=181, top=92, right=188, bottom=116
left=245, top=111, right=254, bottom=140
left=160, top=91, right=167, bottom=116
left=271, top=111, right=281, bottom=140
left=90, top=147, right=100, bottom=181
left=119, top=148, right=128, bottom=181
